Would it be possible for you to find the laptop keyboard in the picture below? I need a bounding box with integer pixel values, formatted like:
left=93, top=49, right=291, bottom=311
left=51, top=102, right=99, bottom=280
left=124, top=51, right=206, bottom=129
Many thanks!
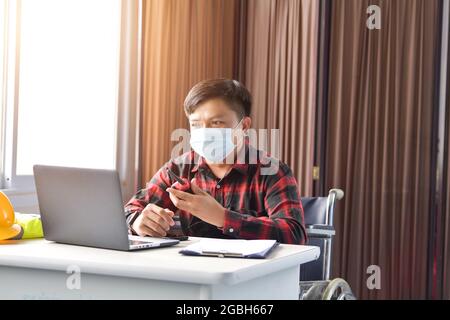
left=128, top=235, right=173, bottom=244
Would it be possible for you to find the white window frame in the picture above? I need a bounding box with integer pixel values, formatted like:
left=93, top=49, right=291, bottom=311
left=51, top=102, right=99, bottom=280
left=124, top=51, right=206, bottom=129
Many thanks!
left=0, top=0, right=141, bottom=208
left=1, top=0, right=21, bottom=191
left=116, top=0, right=142, bottom=203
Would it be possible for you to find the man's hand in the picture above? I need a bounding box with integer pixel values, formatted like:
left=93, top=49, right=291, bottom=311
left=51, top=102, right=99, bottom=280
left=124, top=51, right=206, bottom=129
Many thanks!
left=166, top=180, right=226, bottom=228
left=132, top=203, right=175, bottom=237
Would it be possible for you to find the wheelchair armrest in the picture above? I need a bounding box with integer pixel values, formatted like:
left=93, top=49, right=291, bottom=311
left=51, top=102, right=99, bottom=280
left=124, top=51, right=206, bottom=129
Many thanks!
left=306, top=224, right=336, bottom=238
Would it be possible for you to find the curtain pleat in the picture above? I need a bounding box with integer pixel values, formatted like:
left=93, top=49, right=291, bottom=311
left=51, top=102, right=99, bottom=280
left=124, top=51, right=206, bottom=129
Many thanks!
left=326, top=0, right=439, bottom=299
left=444, top=59, right=450, bottom=299
left=241, top=0, right=319, bottom=196
left=140, top=0, right=238, bottom=184
left=445, top=126, right=450, bottom=299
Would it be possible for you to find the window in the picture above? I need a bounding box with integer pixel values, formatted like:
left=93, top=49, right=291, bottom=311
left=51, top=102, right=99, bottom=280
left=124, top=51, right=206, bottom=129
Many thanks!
left=0, top=0, right=4, bottom=103
left=16, top=0, right=121, bottom=175
left=0, top=0, right=6, bottom=183
left=1, top=0, right=134, bottom=193
left=1, top=0, right=141, bottom=209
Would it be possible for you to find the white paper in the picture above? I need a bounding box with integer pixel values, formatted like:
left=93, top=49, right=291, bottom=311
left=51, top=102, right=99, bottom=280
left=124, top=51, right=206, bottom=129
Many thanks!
left=182, top=239, right=277, bottom=256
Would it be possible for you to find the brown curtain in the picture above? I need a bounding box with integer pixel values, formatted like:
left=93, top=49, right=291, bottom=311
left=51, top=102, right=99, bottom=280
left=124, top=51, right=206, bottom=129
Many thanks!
left=445, top=120, right=450, bottom=299
left=141, top=0, right=319, bottom=196
left=139, top=0, right=445, bottom=300
left=444, top=49, right=450, bottom=299
left=240, top=0, right=319, bottom=196
left=445, top=140, right=450, bottom=300
left=325, top=0, right=440, bottom=299
left=140, top=0, right=240, bottom=184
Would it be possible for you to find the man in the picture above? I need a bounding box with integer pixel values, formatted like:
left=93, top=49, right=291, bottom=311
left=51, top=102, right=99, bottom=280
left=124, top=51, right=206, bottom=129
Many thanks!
left=124, top=79, right=306, bottom=244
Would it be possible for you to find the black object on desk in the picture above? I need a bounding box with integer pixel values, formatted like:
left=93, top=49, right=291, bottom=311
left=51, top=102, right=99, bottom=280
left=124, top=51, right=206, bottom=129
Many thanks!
left=166, top=167, right=193, bottom=194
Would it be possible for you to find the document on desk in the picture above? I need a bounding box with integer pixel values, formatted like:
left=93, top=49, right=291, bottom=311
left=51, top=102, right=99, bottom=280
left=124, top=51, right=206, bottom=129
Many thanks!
left=179, top=239, right=279, bottom=258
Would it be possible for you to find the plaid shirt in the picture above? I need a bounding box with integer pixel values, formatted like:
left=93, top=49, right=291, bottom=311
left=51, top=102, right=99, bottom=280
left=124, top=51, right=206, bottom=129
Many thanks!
left=125, top=143, right=307, bottom=245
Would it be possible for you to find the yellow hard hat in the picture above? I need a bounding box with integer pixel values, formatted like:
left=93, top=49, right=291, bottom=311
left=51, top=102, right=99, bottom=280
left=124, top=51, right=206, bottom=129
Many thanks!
left=0, top=191, right=22, bottom=240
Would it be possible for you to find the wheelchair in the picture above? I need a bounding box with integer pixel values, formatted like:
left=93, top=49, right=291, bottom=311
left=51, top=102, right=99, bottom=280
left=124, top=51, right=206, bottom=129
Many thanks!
left=299, top=189, right=356, bottom=300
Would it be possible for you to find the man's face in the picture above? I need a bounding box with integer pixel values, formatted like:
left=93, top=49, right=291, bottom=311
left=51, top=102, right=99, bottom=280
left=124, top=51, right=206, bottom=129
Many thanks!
left=188, top=98, right=251, bottom=163
left=188, top=98, right=242, bottom=129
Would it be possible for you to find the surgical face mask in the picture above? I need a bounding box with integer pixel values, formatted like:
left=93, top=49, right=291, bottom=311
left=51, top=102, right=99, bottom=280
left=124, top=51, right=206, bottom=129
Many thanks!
left=190, top=119, right=244, bottom=163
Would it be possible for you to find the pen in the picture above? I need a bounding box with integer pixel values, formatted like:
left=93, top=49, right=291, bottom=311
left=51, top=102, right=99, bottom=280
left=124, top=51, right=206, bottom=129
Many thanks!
left=202, top=250, right=244, bottom=258
left=166, top=167, right=186, bottom=185
left=166, top=167, right=193, bottom=193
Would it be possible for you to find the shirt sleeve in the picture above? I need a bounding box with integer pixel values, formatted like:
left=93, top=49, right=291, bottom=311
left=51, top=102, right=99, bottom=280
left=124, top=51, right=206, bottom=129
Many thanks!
left=221, top=165, right=307, bottom=245
left=124, top=163, right=177, bottom=228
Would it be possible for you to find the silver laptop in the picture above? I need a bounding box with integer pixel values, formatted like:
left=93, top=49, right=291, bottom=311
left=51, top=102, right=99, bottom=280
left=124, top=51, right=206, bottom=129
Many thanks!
left=33, top=165, right=179, bottom=251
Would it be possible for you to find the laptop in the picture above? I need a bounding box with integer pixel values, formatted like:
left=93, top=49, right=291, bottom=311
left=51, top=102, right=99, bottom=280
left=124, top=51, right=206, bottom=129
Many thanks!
left=33, top=165, right=179, bottom=251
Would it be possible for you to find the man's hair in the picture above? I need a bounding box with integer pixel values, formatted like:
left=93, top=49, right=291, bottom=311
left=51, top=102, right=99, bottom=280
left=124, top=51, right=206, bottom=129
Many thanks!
left=184, top=78, right=252, bottom=118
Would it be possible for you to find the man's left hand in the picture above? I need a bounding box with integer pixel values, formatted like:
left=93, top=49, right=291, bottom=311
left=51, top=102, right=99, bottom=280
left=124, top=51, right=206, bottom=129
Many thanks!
left=166, top=180, right=226, bottom=227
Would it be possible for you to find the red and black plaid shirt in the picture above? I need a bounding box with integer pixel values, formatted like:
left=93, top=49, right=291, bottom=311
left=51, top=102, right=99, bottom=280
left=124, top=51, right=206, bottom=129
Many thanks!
left=125, top=143, right=306, bottom=245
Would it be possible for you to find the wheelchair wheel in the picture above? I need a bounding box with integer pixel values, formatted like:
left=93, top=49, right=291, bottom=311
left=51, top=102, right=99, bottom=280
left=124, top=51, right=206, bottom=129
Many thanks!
left=321, top=278, right=356, bottom=300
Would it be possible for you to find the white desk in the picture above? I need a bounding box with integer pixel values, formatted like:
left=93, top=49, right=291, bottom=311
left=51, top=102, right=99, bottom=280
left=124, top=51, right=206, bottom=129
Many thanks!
left=0, top=237, right=319, bottom=300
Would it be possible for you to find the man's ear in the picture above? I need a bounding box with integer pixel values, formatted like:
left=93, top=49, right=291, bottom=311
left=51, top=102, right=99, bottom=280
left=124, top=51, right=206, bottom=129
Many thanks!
left=243, top=116, right=252, bottom=131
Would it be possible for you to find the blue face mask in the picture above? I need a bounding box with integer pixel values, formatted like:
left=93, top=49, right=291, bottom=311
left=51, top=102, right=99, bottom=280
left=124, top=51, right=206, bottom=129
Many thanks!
left=190, top=119, right=244, bottom=163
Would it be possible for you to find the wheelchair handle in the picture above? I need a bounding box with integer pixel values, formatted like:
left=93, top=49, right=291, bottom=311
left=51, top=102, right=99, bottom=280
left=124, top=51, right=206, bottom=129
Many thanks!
left=329, top=188, right=344, bottom=200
